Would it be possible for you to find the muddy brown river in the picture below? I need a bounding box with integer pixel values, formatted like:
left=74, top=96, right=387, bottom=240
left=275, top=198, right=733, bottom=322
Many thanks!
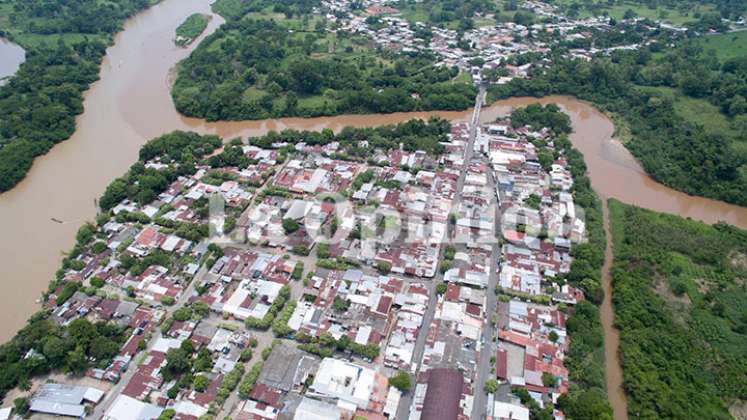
left=1, top=0, right=746, bottom=417
left=0, top=38, right=24, bottom=85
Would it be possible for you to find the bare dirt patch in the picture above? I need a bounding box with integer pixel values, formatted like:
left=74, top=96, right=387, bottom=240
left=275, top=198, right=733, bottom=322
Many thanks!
left=729, top=399, right=747, bottom=420
left=730, top=251, right=747, bottom=272
left=695, top=277, right=712, bottom=294
left=653, top=277, right=691, bottom=307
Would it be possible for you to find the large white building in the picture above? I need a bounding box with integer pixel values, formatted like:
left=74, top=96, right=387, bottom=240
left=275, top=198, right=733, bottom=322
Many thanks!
left=308, top=358, right=377, bottom=412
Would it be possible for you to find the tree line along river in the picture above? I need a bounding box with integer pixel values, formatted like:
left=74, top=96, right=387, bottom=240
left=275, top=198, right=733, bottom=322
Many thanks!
left=0, top=0, right=746, bottom=418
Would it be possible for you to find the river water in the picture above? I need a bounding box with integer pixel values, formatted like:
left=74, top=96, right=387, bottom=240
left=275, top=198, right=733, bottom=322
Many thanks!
left=0, top=38, right=25, bottom=85
left=1, top=0, right=746, bottom=417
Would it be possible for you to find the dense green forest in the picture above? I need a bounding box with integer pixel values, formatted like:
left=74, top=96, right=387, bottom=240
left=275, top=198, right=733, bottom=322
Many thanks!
left=491, top=42, right=747, bottom=206
left=3, top=0, right=151, bottom=34
left=510, top=103, right=573, bottom=135
left=0, top=314, right=128, bottom=399
left=172, top=10, right=476, bottom=120
left=608, top=200, right=747, bottom=419
left=509, top=105, right=612, bottom=420
left=0, top=0, right=157, bottom=193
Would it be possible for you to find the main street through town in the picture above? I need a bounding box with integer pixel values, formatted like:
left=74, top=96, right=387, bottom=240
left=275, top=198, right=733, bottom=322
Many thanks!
left=395, top=86, right=498, bottom=419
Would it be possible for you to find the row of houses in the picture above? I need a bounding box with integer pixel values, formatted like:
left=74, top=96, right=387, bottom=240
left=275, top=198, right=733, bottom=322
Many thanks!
left=484, top=122, right=587, bottom=420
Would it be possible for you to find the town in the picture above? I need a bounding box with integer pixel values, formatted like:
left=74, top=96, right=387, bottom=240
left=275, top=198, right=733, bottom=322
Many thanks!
left=0, top=80, right=602, bottom=420
left=324, top=0, right=690, bottom=88
left=1, top=0, right=746, bottom=418
left=0, top=1, right=625, bottom=418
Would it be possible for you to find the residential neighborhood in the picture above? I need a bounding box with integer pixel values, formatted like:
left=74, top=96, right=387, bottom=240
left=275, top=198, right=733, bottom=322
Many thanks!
left=0, top=78, right=603, bottom=420
left=3, top=0, right=735, bottom=418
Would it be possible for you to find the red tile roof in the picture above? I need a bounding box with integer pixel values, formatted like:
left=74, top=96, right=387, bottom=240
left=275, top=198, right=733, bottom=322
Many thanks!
left=421, top=368, right=463, bottom=420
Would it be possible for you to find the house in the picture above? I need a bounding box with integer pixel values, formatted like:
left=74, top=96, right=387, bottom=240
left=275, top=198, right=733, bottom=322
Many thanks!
left=29, top=383, right=105, bottom=418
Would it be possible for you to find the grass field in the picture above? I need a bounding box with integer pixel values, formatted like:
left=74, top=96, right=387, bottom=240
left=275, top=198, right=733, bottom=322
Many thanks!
left=175, top=13, right=210, bottom=46
left=639, top=85, right=747, bottom=163
left=399, top=6, right=430, bottom=24
left=451, top=71, right=473, bottom=84
left=696, top=30, right=747, bottom=61
left=211, top=0, right=250, bottom=21
left=549, top=0, right=707, bottom=25
left=640, top=86, right=733, bottom=134
left=399, top=3, right=497, bottom=29
left=12, top=32, right=108, bottom=48
left=245, top=10, right=323, bottom=31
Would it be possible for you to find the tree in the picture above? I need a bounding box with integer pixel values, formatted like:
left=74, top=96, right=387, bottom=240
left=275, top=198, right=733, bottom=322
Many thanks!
left=484, top=378, right=498, bottom=394
left=194, top=349, right=213, bottom=372
left=566, top=389, right=613, bottom=420
left=376, top=261, right=392, bottom=274
left=542, top=372, right=557, bottom=388
left=512, top=10, right=534, bottom=26
left=332, top=296, right=351, bottom=312
left=282, top=218, right=300, bottom=234
left=42, top=336, right=68, bottom=366
left=240, top=348, right=253, bottom=362
left=13, top=397, right=30, bottom=416
left=191, top=301, right=210, bottom=319
left=389, top=371, right=412, bottom=392
left=173, top=306, right=193, bottom=322
left=90, top=336, right=120, bottom=361
left=193, top=375, right=209, bottom=392
left=164, top=348, right=191, bottom=379
left=436, top=283, right=448, bottom=295
left=548, top=330, right=559, bottom=343
left=66, top=345, right=88, bottom=374
left=289, top=59, right=322, bottom=94
left=158, top=409, right=176, bottom=420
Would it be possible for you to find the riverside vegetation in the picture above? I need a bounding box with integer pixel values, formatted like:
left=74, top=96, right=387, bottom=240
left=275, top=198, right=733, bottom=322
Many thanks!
left=608, top=199, right=747, bottom=419
left=174, top=13, right=210, bottom=46
left=0, top=0, right=157, bottom=193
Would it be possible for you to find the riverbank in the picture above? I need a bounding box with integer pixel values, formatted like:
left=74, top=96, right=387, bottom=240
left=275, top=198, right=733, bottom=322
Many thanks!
left=600, top=198, right=628, bottom=420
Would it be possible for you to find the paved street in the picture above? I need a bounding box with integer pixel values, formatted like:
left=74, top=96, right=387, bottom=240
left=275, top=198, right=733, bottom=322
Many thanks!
left=471, top=167, right=502, bottom=420
left=394, top=86, right=487, bottom=420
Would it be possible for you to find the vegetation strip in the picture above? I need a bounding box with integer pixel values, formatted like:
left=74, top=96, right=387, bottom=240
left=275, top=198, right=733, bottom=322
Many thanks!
left=608, top=199, right=747, bottom=419
left=0, top=0, right=159, bottom=193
